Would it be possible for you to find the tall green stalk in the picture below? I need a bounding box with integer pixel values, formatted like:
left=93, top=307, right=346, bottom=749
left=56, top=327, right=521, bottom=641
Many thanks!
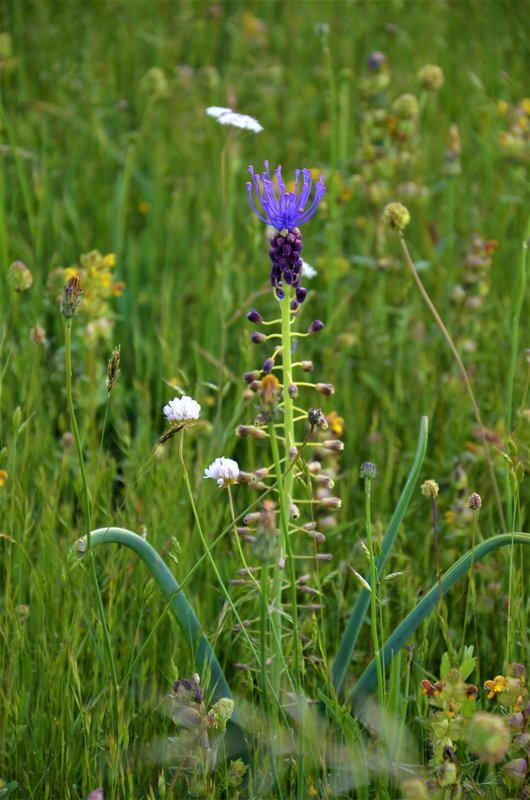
left=64, top=319, right=119, bottom=694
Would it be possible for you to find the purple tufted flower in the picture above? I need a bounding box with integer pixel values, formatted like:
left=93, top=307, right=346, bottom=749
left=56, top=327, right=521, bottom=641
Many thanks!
left=247, top=162, right=326, bottom=230
left=247, top=162, right=326, bottom=303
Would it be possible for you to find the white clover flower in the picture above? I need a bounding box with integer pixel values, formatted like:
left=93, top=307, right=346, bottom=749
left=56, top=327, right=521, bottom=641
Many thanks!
left=302, top=260, right=317, bottom=279
left=204, top=457, right=240, bottom=488
left=206, top=106, right=263, bottom=133
left=163, top=395, right=201, bottom=424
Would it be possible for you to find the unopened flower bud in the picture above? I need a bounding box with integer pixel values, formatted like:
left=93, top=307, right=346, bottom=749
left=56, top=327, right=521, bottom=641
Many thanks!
left=315, top=474, right=335, bottom=489
left=502, top=757, right=528, bottom=787
left=61, top=274, right=83, bottom=318
left=262, top=357, right=274, bottom=373
left=289, top=445, right=299, bottom=461
left=244, top=512, right=262, bottom=524
left=316, top=383, right=334, bottom=396
left=467, top=492, right=482, bottom=510
left=421, top=479, right=439, bottom=498
left=289, top=503, right=300, bottom=520
left=251, top=331, right=267, bottom=344
left=392, top=92, right=419, bottom=119
left=323, top=440, right=344, bottom=452
left=288, top=383, right=298, bottom=398
left=316, top=553, right=333, bottom=561
left=290, top=299, right=299, bottom=311
left=307, top=408, right=328, bottom=428
left=382, top=202, right=410, bottom=233
left=8, top=260, right=33, bottom=292
left=301, top=360, right=314, bottom=371
left=243, top=370, right=260, bottom=384
left=308, top=319, right=325, bottom=334
left=307, top=461, right=321, bottom=474
left=253, top=467, right=270, bottom=479
left=360, top=461, right=377, bottom=480
left=417, top=64, right=444, bottom=91
left=466, top=712, right=511, bottom=764
left=307, top=530, right=326, bottom=543
left=296, top=287, right=307, bottom=304
left=237, top=425, right=268, bottom=439
left=247, top=308, right=264, bottom=324
left=249, top=380, right=262, bottom=392
left=319, top=496, right=342, bottom=509
left=30, top=324, right=46, bottom=345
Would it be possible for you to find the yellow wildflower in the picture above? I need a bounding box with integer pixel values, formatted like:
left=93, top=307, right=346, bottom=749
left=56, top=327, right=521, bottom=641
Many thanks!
left=0, top=470, right=8, bottom=487
left=484, top=675, right=506, bottom=699
left=497, top=99, right=509, bottom=116
left=103, top=253, right=116, bottom=268
left=521, top=98, right=530, bottom=115
left=327, top=411, right=345, bottom=437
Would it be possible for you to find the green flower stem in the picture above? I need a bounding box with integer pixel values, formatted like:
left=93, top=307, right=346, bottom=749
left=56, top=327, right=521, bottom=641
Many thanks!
left=364, top=477, right=385, bottom=707
left=461, top=509, right=478, bottom=656
left=504, top=217, right=529, bottom=527
left=178, top=431, right=292, bottom=717
left=330, top=416, right=429, bottom=698
left=279, top=290, right=305, bottom=800
left=64, top=319, right=119, bottom=694
left=350, top=532, right=530, bottom=705
left=400, top=236, right=506, bottom=530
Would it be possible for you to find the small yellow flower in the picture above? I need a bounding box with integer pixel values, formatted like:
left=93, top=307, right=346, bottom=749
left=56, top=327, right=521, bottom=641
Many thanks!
left=517, top=115, right=528, bottom=132
left=65, top=266, right=78, bottom=280
left=520, top=98, right=530, bottom=115
left=484, top=674, right=506, bottom=699
left=497, top=99, right=509, bottom=116
left=103, top=253, right=116, bottom=268
left=327, top=411, right=345, bottom=437
left=0, top=470, right=8, bottom=487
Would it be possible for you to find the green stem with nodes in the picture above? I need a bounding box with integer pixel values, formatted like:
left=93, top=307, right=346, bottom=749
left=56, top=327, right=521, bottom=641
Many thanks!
left=64, top=319, right=119, bottom=694
left=400, top=236, right=506, bottom=530
left=364, top=476, right=385, bottom=707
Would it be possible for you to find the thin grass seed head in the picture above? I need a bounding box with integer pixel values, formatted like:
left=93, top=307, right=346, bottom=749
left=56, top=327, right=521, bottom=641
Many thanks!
left=247, top=162, right=326, bottom=302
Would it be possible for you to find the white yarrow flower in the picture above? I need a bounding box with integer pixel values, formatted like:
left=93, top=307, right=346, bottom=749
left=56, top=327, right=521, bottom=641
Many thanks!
left=163, top=395, right=201, bottom=424
left=204, top=457, right=240, bottom=488
left=206, top=106, right=263, bottom=133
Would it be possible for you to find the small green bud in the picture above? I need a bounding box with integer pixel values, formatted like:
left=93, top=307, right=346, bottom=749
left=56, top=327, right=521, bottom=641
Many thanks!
left=417, top=64, right=445, bottom=91
left=466, top=712, right=511, bottom=764
left=421, top=479, right=439, bottom=499
left=392, top=92, right=419, bottom=119
left=360, top=461, right=377, bottom=480
left=8, top=260, right=33, bottom=292
left=207, top=697, right=234, bottom=732
left=382, top=202, right=410, bottom=233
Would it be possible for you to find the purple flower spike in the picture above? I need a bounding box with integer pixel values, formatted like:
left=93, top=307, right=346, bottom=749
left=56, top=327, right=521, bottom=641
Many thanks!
left=247, top=162, right=326, bottom=231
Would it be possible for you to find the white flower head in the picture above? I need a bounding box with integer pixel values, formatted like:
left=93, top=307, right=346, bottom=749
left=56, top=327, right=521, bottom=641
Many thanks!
left=302, top=260, right=317, bottom=279
left=163, top=395, right=201, bottom=425
left=204, top=457, right=240, bottom=488
left=206, top=106, right=263, bottom=133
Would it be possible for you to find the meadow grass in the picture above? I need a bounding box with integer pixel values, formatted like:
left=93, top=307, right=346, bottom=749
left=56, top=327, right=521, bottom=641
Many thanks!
left=0, top=1, right=529, bottom=797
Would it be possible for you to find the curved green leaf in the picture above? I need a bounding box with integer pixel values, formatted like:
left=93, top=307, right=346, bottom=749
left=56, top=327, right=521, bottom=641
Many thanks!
left=331, top=416, right=429, bottom=696
left=349, top=532, right=530, bottom=707
left=82, top=527, right=232, bottom=698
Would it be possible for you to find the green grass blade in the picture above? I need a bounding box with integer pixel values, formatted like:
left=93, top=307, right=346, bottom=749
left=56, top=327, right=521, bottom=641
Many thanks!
left=349, top=532, right=530, bottom=706
left=331, top=416, right=429, bottom=696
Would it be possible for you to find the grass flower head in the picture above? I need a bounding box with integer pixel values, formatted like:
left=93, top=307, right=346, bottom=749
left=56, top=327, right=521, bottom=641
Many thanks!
left=204, top=457, right=240, bottom=488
